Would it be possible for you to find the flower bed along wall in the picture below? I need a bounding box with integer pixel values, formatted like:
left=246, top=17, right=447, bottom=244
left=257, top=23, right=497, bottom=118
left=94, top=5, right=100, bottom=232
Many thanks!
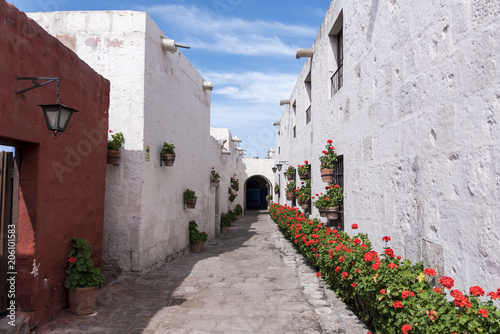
left=269, top=203, right=500, bottom=334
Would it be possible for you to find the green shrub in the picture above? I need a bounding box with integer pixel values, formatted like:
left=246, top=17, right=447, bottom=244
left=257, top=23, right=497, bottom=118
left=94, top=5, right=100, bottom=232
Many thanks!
left=188, top=220, right=208, bottom=242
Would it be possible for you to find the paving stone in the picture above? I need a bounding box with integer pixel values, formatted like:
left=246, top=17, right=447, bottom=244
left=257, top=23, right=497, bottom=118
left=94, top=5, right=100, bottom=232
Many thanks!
left=32, top=211, right=369, bottom=334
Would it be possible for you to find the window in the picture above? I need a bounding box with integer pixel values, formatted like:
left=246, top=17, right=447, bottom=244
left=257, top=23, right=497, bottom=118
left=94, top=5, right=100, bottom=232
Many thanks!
left=329, top=155, right=344, bottom=230
left=305, top=72, right=311, bottom=124
left=329, top=10, right=343, bottom=97
left=293, top=126, right=296, bottom=138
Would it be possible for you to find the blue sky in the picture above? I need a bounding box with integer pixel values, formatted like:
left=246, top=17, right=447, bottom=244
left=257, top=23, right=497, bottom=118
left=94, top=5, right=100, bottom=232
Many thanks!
left=7, top=0, right=332, bottom=158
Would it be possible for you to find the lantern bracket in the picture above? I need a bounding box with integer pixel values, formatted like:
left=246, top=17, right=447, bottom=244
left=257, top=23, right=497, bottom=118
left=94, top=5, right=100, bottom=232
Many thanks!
left=16, top=77, right=60, bottom=102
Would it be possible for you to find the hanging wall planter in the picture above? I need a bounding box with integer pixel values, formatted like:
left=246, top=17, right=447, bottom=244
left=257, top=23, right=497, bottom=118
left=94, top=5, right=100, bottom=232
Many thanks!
left=318, top=208, right=327, bottom=217
left=107, top=131, right=124, bottom=165
left=326, top=207, right=340, bottom=220
left=210, top=168, right=220, bottom=187
left=320, top=168, right=334, bottom=183
left=184, top=189, right=197, bottom=209
left=107, top=150, right=121, bottom=165
left=298, top=201, right=310, bottom=210
left=160, top=142, right=176, bottom=166
left=297, top=161, right=310, bottom=180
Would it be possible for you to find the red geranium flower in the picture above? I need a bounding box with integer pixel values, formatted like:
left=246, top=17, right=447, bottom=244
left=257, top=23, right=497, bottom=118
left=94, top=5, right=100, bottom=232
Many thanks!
left=478, top=308, right=489, bottom=318
left=334, top=184, right=340, bottom=189
left=401, top=324, right=412, bottom=334
left=304, top=160, right=308, bottom=164
left=469, top=285, right=485, bottom=296
left=424, top=268, right=436, bottom=276
left=388, top=263, right=398, bottom=269
left=439, top=276, right=454, bottom=289
left=351, top=224, right=358, bottom=229
left=316, top=272, right=321, bottom=278
left=68, top=257, right=75, bottom=263
left=401, top=290, right=415, bottom=299
left=393, top=300, right=403, bottom=308
left=327, top=139, right=333, bottom=144
left=433, top=287, right=442, bottom=294
left=380, top=289, right=386, bottom=295
left=382, top=236, right=391, bottom=242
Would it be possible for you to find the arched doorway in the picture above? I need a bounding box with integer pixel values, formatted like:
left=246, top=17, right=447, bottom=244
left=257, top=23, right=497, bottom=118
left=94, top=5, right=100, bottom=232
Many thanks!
left=245, top=175, right=271, bottom=210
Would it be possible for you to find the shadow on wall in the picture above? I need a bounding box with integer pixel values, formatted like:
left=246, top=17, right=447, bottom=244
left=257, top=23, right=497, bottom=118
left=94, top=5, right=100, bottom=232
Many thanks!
left=33, top=213, right=261, bottom=332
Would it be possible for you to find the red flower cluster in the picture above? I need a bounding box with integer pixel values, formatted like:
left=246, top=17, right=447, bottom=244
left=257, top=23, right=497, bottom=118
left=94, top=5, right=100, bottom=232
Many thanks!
left=351, top=224, right=358, bottom=229
left=388, top=263, right=398, bottom=269
left=393, top=300, right=403, bottom=308
left=478, top=308, right=489, bottom=318
left=424, top=268, right=436, bottom=276
left=68, top=257, right=76, bottom=263
left=401, top=324, right=412, bottom=334
left=316, top=272, right=321, bottom=278
left=469, top=285, right=485, bottom=296
left=450, top=289, right=472, bottom=308
left=385, top=248, right=395, bottom=257
left=433, top=287, right=442, bottom=294
left=380, top=289, right=386, bottom=295
left=382, top=236, right=391, bottom=242
left=401, top=290, right=415, bottom=299
left=487, top=288, right=500, bottom=299
left=439, top=276, right=454, bottom=289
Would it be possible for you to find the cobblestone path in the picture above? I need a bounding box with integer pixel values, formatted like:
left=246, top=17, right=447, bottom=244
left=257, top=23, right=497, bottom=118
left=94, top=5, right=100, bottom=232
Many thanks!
left=34, top=211, right=368, bottom=334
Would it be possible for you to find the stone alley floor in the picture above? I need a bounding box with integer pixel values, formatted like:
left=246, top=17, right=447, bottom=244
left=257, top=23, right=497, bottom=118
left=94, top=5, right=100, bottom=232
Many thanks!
left=33, top=211, right=369, bottom=334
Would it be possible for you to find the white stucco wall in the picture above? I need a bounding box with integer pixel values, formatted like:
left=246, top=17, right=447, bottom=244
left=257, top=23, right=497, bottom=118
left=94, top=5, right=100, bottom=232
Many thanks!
left=276, top=0, right=500, bottom=293
left=29, top=11, right=148, bottom=272
left=29, top=11, right=247, bottom=273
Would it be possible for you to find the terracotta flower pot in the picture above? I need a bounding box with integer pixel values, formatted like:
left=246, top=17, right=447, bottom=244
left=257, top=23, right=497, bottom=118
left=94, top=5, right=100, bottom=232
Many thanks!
left=211, top=179, right=220, bottom=187
left=190, top=241, right=204, bottom=253
left=286, top=192, right=294, bottom=201
left=161, top=154, right=176, bottom=166
left=231, top=184, right=239, bottom=191
left=326, top=206, right=340, bottom=220
left=107, top=150, right=120, bottom=165
left=299, top=201, right=310, bottom=210
left=229, top=196, right=236, bottom=202
left=318, top=208, right=327, bottom=217
left=185, top=199, right=197, bottom=209
left=286, top=174, right=294, bottom=181
left=320, top=168, right=334, bottom=183
left=298, top=173, right=309, bottom=180
left=68, top=287, right=98, bottom=315
left=221, top=226, right=230, bottom=234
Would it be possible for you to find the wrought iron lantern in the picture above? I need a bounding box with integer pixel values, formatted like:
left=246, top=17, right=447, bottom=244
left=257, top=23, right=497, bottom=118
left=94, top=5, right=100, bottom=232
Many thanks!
left=16, top=77, right=79, bottom=136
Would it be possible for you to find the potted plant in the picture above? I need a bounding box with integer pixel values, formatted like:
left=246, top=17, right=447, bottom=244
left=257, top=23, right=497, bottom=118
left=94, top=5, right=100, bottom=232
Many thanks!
left=228, top=187, right=237, bottom=202
left=161, top=141, right=176, bottom=166
left=230, top=177, right=239, bottom=191
left=210, top=167, right=220, bottom=187
left=65, top=238, right=105, bottom=315
left=285, top=180, right=296, bottom=201
left=295, top=179, right=311, bottom=210
left=319, top=140, right=337, bottom=182
left=107, top=130, right=124, bottom=165
left=220, top=213, right=231, bottom=234
left=274, top=183, right=280, bottom=194
left=297, top=161, right=310, bottom=180
left=284, top=166, right=296, bottom=181
left=184, top=188, right=197, bottom=208
left=234, top=204, right=243, bottom=219
left=313, top=192, right=328, bottom=217
left=188, top=220, right=208, bottom=253
left=266, top=194, right=273, bottom=205
left=228, top=210, right=238, bottom=227
left=321, top=184, right=343, bottom=219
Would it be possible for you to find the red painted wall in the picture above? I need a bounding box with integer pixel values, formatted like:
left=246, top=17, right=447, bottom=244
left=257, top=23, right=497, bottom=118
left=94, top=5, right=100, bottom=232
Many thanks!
left=0, top=1, right=110, bottom=328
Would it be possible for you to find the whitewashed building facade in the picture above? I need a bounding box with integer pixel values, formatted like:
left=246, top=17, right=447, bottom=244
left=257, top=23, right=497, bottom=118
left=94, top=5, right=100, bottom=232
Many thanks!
left=30, top=11, right=273, bottom=274
left=275, top=0, right=500, bottom=293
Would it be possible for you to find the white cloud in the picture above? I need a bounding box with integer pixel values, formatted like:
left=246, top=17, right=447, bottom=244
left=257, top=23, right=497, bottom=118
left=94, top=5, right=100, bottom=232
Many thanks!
left=141, top=3, right=317, bottom=56
left=202, top=70, right=297, bottom=104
